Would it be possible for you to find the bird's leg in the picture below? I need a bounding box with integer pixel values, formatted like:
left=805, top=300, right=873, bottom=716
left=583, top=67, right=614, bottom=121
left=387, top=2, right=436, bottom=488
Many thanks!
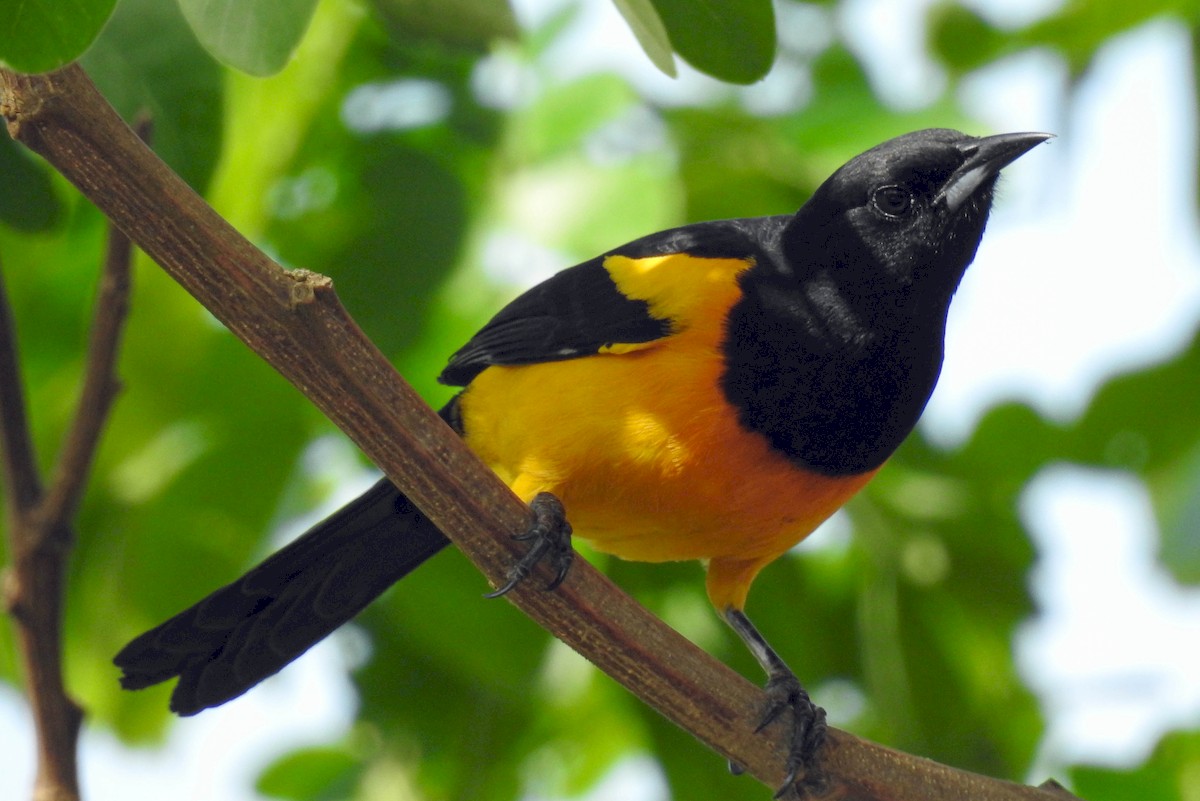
left=484, top=492, right=574, bottom=598
left=725, top=607, right=828, bottom=798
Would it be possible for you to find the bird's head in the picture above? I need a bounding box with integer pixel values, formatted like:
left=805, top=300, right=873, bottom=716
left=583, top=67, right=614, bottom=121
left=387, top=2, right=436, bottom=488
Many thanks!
left=784, top=128, right=1051, bottom=304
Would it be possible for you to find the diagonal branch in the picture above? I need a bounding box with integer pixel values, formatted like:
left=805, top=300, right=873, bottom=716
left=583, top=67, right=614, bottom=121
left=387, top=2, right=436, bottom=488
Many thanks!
left=0, top=64, right=1079, bottom=801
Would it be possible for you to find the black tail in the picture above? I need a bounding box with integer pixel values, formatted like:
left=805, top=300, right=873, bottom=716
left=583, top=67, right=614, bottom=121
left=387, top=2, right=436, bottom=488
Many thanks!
left=113, top=478, right=451, bottom=715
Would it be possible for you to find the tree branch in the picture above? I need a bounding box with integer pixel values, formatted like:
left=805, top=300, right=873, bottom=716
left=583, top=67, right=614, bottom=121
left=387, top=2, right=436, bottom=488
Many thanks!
left=0, top=115, right=145, bottom=801
left=0, top=64, right=1078, bottom=801
left=0, top=259, right=83, bottom=801
left=0, top=258, right=42, bottom=515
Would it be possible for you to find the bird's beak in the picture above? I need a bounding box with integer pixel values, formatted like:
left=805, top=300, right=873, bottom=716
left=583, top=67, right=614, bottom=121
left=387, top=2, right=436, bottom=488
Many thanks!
left=938, top=131, right=1054, bottom=213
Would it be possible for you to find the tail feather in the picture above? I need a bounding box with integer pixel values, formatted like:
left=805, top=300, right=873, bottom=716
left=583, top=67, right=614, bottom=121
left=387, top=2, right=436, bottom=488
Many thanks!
left=114, top=478, right=451, bottom=715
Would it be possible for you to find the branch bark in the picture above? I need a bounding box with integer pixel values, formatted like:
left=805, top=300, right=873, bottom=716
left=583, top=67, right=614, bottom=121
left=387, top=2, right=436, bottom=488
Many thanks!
left=0, top=146, right=142, bottom=801
left=0, top=64, right=1078, bottom=801
left=0, top=258, right=81, bottom=801
left=0, top=114, right=146, bottom=801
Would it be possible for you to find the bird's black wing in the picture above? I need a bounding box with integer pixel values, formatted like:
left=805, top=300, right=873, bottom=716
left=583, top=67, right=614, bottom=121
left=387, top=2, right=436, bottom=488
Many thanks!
left=439, top=216, right=789, bottom=387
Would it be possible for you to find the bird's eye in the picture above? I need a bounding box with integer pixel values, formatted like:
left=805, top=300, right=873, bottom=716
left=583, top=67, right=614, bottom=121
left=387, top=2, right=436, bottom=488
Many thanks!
left=872, top=185, right=912, bottom=218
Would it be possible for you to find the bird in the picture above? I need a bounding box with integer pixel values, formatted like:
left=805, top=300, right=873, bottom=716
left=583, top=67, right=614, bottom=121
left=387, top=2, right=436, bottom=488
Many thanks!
left=114, top=128, right=1050, bottom=795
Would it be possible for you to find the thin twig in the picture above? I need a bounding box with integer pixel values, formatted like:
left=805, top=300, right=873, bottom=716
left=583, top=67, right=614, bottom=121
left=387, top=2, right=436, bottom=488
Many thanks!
left=0, top=116, right=144, bottom=801
left=0, top=257, right=42, bottom=519
left=0, top=261, right=85, bottom=801
left=0, top=64, right=1080, bottom=801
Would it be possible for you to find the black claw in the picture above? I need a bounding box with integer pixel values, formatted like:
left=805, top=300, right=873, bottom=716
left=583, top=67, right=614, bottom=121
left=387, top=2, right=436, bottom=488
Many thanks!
left=543, top=562, right=570, bottom=591
left=768, top=693, right=828, bottom=798
left=482, top=574, right=523, bottom=599
left=543, top=539, right=574, bottom=590
left=484, top=492, right=573, bottom=598
left=756, top=664, right=827, bottom=797
left=724, top=608, right=828, bottom=797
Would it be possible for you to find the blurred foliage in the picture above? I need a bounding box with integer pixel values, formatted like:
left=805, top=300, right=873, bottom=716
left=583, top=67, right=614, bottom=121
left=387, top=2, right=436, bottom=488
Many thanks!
left=931, top=0, right=1200, bottom=76
left=79, top=0, right=224, bottom=193
left=649, top=0, right=776, bottom=83
left=1, top=0, right=1199, bottom=800
left=1070, top=730, right=1200, bottom=801
left=177, top=0, right=322, bottom=76
left=0, top=0, right=774, bottom=84
left=0, top=0, right=117, bottom=74
left=0, top=136, right=62, bottom=231
left=611, top=0, right=678, bottom=77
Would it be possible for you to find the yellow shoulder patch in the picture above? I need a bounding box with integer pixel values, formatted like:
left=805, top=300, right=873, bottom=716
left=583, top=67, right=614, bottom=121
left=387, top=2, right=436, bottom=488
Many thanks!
left=597, top=341, right=658, bottom=355
left=601, top=252, right=754, bottom=340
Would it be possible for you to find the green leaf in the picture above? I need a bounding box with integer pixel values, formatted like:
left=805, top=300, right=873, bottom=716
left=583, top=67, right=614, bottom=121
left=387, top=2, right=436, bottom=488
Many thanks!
left=0, top=0, right=117, bottom=73
left=1022, top=0, right=1185, bottom=73
left=927, top=5, right=1008, bottom=74
left=256, top=745, right=361, bottom=800
left=178, top=0, right=320, bottom=76
left=510, top=73, right=638, bottom=162
left=271, top=140, right=471, bottom=358
left=372, top=0, right=519, bottom=50
left=931, top=0, right=1200, bottom=77
left=649, top=0, right=776, bottom=84
left=1064, top=327, right=1200, bottom=582
left=0, top=135, right=63, bottom=231
left=1072, top=730, right=1200, bottom=801
left=612, top=0, right=677, bottom=77
left=1157, top=440, right=1200, bottom=582
left=80, top=0, right=224, bottom=192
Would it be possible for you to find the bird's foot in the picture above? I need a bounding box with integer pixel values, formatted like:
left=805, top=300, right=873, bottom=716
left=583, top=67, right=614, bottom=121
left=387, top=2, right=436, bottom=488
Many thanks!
left=484, top=492, right=574, bottom=598
left=757, top=670, right=828, bottom=798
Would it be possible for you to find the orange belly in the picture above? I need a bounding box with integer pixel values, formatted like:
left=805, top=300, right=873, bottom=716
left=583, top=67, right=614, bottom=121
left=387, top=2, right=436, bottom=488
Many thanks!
left=458, top=331, right=875, bottom=609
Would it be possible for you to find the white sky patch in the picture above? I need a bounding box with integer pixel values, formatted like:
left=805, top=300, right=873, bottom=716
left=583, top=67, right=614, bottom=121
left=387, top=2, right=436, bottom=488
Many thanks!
left=3, top=640, right=356, bottom=801
left=839, top=0, right=945, bottom=109
left=341, top=78, right=453, bottom=133
left=1019, top=466, right=1200, bottom=770
left=927, top=20, right=1200, bottom=445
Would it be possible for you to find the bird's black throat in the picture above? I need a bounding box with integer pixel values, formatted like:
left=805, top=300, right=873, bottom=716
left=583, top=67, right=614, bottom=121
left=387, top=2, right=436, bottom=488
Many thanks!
left=720, top=248, right=955, bottom=478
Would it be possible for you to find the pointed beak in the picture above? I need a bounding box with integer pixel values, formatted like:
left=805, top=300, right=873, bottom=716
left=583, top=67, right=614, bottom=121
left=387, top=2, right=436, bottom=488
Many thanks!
left=937, top=131, right=1053, bottom=212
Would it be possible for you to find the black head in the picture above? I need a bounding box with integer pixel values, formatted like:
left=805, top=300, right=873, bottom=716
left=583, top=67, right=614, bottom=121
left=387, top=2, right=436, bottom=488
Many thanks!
left=724, top=129, right=1050, bottom=475
left=783, top=128, right=1051, bottom=308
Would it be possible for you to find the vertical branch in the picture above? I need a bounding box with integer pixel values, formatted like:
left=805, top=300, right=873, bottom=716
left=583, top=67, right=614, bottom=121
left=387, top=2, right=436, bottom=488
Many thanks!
left=0, top=117, right=142, bottom=799
left=0, top=258, right=42, bottom=514
left=0, top=255, right=83, bottom=801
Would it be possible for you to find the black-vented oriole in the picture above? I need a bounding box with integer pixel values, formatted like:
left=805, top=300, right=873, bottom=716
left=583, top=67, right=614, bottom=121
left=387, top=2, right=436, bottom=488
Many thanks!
left=115, top=128, right=1050, bottom=793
